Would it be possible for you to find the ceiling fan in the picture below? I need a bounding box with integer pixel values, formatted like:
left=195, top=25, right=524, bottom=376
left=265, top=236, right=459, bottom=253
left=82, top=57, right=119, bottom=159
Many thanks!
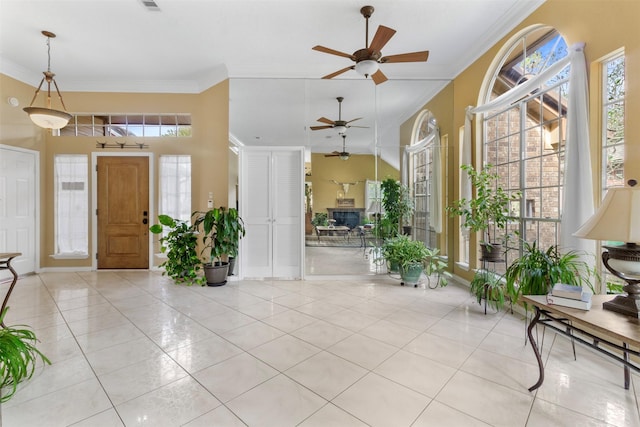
left=310, top=97, right=367, bottom=134
left=312, top=5, right=429, bottom=85
left=325, top=134, right=351, bottom=160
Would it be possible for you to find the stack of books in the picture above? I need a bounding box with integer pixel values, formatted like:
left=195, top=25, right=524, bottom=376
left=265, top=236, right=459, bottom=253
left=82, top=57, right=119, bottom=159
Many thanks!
left=546, top=283, right=592, bottom=310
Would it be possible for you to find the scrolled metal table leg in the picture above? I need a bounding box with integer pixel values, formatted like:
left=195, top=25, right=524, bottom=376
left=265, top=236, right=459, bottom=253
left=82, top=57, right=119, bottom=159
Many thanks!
left=527, top=307, right=545, bottom=392
left=0, top=255, right=19, bottom=328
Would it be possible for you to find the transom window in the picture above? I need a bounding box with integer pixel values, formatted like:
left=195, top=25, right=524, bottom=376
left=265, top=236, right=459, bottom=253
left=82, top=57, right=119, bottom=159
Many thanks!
left=58, top=114, right=192, bottom=137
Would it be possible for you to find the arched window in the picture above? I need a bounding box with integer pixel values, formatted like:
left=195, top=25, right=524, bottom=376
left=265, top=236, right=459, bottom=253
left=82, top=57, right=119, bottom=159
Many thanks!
left=482, top=26, right=569, bottom=269
left=409, top=110, right=441, bottom=250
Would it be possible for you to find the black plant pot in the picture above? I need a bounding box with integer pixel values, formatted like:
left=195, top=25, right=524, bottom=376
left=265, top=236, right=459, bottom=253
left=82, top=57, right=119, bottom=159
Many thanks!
left=480, top=242, right=504, bottom=263
left=228, top=257, right=236, bottom=276
left=204, top=262, right=229, bottom=286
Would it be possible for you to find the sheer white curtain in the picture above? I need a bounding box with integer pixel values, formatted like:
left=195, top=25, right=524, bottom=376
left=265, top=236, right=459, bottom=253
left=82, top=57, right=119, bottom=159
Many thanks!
left=54, top=155, right=89, bottom=255
left=159, top=155, right=192, bottom=222
left=463, top=42, right=594, bottom=254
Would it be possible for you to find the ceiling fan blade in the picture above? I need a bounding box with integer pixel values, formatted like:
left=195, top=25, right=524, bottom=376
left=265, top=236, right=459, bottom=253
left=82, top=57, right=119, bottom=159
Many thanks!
left=316, top=117, right=335, bottom=125
left=310, top=125, right=333, bottom=131
left=380, top=50, right=430, bottom=63
left=371, top=69, right=388, bottom=85
left=348, top=125, right=369, bottom=129
left=369, top=25, right=396, bottom=52
left=321, top=66, right=355, bottom=80
left=312, top=45, right=355, bottom=60
left=325, top=151, right=341, bottom=157
left=345, top=117, right=363, bottom=124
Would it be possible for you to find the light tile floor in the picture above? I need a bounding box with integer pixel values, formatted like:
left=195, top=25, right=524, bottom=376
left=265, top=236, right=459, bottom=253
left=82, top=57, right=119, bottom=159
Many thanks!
left=2, top=271, right=639, bottom=427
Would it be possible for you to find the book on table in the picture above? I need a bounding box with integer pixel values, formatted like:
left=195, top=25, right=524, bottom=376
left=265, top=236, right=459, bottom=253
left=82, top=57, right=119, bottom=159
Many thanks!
left=551, top=283, right=583, bottom=300
left=546, top=292, right=592, bottom=310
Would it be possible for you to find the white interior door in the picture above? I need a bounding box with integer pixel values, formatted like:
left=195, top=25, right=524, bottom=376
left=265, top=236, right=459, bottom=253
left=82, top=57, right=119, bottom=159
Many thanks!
left=0, top=145, right=38, bottom=277
left=240, top=147, right=303, bottom=279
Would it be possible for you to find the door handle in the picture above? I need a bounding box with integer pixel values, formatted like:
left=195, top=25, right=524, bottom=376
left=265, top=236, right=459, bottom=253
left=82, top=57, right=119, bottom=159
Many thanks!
left=142, top=218, right=148, bottom=224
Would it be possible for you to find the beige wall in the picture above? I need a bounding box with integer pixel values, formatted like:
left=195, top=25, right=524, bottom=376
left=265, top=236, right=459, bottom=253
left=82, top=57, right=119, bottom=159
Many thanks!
left=0, top=74, right=229, bottom=269
left=308, top=153, right=398, bottom=217
left=401, top=0, right=640, bottom=281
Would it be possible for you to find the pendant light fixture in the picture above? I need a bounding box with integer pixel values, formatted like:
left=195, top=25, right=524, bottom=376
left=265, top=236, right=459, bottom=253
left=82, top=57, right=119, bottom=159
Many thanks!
left=23, top=31, right=72, bottom=130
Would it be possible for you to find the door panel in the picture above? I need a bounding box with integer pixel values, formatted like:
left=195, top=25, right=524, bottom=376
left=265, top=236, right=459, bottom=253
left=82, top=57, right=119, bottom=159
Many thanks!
left=97, top=156, right=149, bottom=269
left=0, top=147, right=36, bottom=277
left=272, top=150, right=303, bottom=277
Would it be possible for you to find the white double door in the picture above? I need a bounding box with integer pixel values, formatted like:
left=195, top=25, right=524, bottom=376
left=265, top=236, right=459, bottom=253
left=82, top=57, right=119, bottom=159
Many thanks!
left=239, top=147, right=304, bottom=279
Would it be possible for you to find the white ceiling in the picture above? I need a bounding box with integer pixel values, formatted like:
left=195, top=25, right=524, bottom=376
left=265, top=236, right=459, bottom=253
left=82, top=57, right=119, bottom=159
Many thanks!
left=0, top=0, right=544, bottom=167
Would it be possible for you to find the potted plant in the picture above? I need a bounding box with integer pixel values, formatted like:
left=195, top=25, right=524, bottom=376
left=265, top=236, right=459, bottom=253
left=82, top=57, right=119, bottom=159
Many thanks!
left=0, top=307, right=50, bottom=402
left=381, top=178, right=414, bottom=236
left=380, top=235, right=430, bottom=286
left=150, top=215, right=204, bottom=286
left=192, top=207, right=245, bottom=286
left=470, top=269, right=508, bottom=312
left=505, top=241, right=596, bottom=306
left=423, top=247, right=452, bottom=289
left=447, top=164, right=520, bottom=261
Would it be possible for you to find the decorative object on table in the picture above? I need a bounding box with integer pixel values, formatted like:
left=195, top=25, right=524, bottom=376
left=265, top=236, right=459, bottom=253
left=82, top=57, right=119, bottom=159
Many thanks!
left=505, top=241, right=594, bottom=308
left=192, top=207, right=245, bottom=286
left=447, top=164, right=521, bottom=262
left=22, top=31, right=72, bottom=129
left=574, top=180, right=640, bottom=317
left=0, top=307, right=50, bottom=402
left=150, top=215, right=204, bottom=286
left=312, top=5, right=429, bottom=85
left=551, top=283, right=584, bottom=300
left=546, top=292, right=593, bottom=310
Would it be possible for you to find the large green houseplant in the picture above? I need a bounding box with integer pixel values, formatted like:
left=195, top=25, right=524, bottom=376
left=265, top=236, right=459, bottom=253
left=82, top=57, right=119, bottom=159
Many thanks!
left=380, top=178, right=414, bottom=236
left=505, top=241, right=596, bottom=305
left=192, top=207, right=245, bottom=286
left=0, top=307, right=50, bottom=402
left=150, top=214, right=204, bottom=286
left=447, top=164, right=520, bottom=260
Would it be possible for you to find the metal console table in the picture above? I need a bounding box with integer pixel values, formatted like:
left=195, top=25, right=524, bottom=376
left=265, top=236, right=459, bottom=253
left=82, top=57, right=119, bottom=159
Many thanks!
left=0, top=252, right=21, bottom=327
left=522, top=294, right=640, bottom=392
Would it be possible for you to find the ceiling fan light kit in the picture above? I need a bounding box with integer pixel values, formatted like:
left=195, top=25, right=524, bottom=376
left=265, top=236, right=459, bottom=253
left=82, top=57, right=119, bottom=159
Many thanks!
left=23, top=30, right=73, bottom=130
left=312, top=5, right=429, bottom=84
left=355, top=59, right=379, bottom=77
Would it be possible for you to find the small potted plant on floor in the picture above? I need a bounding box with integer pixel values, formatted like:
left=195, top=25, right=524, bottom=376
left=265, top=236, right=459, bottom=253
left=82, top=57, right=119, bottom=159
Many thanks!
left=0, top=307, right=50, bottom=402
left=381, top=235, right=430, bottom=286
left=150, top=214, right=204, bottom=286
left=447, top=164, right=520, bottom=261
left=469, top=269, right=508, bottom=312
left=192, top=207, right=245, bottom=286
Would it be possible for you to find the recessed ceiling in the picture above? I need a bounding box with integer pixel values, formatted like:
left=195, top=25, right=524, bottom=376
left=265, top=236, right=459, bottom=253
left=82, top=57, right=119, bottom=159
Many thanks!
left=0, top=0, right=545, bottom=167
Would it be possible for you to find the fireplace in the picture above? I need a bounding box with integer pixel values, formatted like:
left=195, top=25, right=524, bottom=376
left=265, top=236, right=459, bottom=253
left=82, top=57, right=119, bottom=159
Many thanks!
left=327, top=208, right=365, bottom=229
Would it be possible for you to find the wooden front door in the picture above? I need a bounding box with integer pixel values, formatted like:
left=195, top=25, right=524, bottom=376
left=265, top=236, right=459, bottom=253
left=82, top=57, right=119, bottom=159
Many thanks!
left=97, top=156, right=149, bottom=269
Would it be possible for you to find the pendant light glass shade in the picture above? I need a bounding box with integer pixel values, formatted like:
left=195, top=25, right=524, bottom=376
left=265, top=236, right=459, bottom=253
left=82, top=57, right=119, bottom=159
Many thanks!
left=23, top=31, right=72, bottom=130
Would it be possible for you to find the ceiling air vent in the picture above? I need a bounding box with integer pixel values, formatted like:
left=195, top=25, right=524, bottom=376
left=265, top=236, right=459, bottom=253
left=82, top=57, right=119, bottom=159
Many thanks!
left=140, top=0, right=160, bottom=11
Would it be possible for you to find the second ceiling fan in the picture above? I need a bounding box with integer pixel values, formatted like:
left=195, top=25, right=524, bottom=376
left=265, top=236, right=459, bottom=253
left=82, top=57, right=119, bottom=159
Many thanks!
left=310, top=96, right=367, bottom=134
left=313, top=5, right=429, bottom=85
left=325, top=134, right=351, bottom=160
